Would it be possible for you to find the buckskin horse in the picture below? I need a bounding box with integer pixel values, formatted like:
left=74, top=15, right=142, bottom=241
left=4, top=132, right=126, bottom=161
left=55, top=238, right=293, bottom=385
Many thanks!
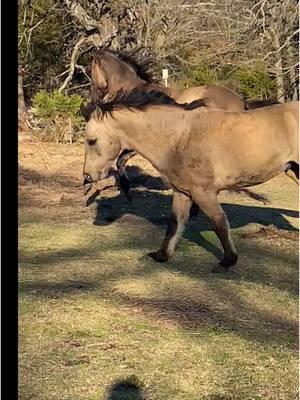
left=90, top=48, right=279, bottom=201
left=81, top=89, right=299, bottom=271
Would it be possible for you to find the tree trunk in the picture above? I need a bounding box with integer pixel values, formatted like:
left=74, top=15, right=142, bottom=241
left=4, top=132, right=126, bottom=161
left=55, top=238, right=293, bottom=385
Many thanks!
left=274, top=57, right=285, bottom=103
left=287, top=43, right=298, bottom=101
left=18, top=66, right=26, bottom=115
left=268, top=5, right=285, bottom=103
left=18, top=65, right=26, bottom=131
left=272, top=32, right=285, bottom=103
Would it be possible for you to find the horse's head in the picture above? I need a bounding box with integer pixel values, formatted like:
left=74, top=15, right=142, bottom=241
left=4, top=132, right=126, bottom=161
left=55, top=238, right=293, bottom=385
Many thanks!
left=81, top=102, right=121, bottom=193
left=91, top=48, right=155, bottom=101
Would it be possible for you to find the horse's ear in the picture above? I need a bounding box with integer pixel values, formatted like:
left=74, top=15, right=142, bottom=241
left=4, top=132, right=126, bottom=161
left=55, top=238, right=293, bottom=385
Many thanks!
left=91, top=58, right=107, bottom=89
left=80, top=103, right=91, bottom=122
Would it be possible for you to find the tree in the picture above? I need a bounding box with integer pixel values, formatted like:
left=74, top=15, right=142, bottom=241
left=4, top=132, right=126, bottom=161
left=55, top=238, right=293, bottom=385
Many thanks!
left=238, top=0, right=299, bottom=101
left=18, top=0, right=299, bottom=101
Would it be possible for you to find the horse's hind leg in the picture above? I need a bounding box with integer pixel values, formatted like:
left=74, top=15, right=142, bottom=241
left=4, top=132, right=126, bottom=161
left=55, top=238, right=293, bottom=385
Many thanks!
left=285, top=161, right=299, bottom=185
left=148, top=191, right=192, bottom=262
left=192, top=190, right=238, bottom=270
left=116, top=149, right=137, bottom=201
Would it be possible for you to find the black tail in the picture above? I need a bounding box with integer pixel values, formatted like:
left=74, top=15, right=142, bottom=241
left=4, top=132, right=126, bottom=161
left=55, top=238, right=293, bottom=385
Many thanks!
left=244, top=98, right=280, bottom=110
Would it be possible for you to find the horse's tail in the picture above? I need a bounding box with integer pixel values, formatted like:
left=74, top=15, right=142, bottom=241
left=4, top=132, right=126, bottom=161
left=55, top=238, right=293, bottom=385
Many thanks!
left=244, top=98, right=280, bottom=110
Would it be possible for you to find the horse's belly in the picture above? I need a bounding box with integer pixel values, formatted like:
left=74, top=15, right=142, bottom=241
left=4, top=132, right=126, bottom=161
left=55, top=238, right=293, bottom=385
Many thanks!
left=225, top=165, right=287, bottom=189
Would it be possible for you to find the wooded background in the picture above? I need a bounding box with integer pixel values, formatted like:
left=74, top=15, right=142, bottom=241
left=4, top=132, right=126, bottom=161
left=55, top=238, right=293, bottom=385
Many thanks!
left=18, top=0, right=299, bottom=138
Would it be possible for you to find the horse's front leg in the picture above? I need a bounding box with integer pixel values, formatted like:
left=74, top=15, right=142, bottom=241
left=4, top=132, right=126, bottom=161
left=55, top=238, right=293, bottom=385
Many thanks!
left=148, top=191, right=192, bottom=262
left=192, top=189, right=238, bottom=270
left=116, top=149, right=137, bottom=201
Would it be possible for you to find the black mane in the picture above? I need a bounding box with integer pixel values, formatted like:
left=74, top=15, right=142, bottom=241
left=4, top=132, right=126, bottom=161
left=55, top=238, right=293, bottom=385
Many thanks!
left=81, top=89, right=208, bottom=122
left=93, top=47, right=159, bottom=83
left=244, top=98, right=279, bottom=110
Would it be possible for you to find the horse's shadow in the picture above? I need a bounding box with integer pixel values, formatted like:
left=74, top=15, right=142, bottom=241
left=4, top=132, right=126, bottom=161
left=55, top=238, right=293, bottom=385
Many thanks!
left=93, top=184, right=298, bottom=261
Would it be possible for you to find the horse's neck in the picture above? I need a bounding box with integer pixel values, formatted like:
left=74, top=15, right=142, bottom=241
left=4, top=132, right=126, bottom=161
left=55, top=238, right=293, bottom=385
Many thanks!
left=114, top=109, right=181, bottom=172
left=109, top=76, right=146, bottom=95
left=106, top=60, right=146, bottom=94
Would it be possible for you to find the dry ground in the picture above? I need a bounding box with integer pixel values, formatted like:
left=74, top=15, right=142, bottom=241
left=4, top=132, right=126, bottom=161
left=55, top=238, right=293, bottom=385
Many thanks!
left=19, top=138, right=299, bottom=400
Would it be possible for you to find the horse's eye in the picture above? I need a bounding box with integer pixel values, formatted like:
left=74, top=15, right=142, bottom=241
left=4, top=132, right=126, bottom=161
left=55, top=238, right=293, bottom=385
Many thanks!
left=87, top=139, right=97, bottom=146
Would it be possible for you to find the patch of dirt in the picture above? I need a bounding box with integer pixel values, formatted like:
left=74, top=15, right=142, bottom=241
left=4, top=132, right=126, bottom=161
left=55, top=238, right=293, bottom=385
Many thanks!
left=115, top=213, right=150, bottom=224
left=240, top=225, right=299, bottom=241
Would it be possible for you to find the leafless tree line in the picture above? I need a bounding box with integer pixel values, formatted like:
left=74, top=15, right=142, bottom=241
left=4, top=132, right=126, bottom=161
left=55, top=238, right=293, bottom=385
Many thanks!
left=18, top=0, right=299, bottom=104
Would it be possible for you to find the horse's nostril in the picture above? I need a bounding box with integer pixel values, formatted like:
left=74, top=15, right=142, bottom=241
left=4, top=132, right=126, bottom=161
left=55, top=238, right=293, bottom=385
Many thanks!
left=83, top=174, right=92, bottom=184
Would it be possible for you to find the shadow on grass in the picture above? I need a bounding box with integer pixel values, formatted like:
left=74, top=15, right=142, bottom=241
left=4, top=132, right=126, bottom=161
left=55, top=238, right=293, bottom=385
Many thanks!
left=120, top=285, right=298, bottom=350
left=19, top=187, right=298, bottom=295
left=18, top=276, right=298, bottom=350
left=19, top=172, right=299, bottom=350
left=18, top=237, right=299, bottom=351
left=93, top=189, right=298, bottom=259
left=106, top=376, right=145, bottom=400
left=18, top=280, right=98, bottom=297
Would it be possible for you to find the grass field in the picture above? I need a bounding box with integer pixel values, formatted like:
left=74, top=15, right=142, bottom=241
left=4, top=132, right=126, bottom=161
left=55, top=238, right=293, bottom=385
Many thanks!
left=19, top=139, right=299, bottom=400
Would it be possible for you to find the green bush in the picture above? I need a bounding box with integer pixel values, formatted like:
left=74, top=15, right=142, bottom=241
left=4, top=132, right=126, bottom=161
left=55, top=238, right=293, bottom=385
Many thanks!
left=178, top=63, right=276, bottom=100
left=31, top=90, right=85, bottom=143
left=181, top=65, right=218, bottom=87
left=236, top=67, right=276, bottom=99
left=32, top=90, right=84, bottom=119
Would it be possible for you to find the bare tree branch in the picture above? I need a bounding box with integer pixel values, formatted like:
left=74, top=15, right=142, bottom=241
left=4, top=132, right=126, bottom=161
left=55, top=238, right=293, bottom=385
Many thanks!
left=65, top=82, right=91, bottom=92
left=62, top=0, right=99, bottom=31
left=58, top=36, right=89, bottom=92
left=263, top=29, right=300, bottom=61
left=58, top=31, right=117, bottom=92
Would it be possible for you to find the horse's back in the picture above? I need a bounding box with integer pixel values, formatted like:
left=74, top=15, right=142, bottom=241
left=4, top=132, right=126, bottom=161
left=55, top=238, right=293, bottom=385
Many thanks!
left=217, top=101, right=299, bottom=160
left=175, top=85, right=245, bottom=111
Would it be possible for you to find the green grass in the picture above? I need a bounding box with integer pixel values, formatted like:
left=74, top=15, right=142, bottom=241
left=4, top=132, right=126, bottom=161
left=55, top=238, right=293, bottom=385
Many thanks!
left=19, top=208, right=298, bottom=400
left=18, top=142, right=298, bottom=400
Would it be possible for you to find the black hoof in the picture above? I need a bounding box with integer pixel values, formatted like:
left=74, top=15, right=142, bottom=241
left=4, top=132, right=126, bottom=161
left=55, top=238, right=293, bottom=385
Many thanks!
left=148, top=250, right=169, bottom=263
left=218, top=254, right=238, bottom=270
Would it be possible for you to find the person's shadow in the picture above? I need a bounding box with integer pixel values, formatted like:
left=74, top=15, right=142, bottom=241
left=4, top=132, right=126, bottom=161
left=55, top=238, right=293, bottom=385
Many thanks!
left=106, top=376, right=145, bottom=400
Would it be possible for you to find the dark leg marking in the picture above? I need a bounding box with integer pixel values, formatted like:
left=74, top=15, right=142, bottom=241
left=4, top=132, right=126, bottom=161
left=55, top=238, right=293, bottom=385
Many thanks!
left=116, top=149, right=137, bottom=201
